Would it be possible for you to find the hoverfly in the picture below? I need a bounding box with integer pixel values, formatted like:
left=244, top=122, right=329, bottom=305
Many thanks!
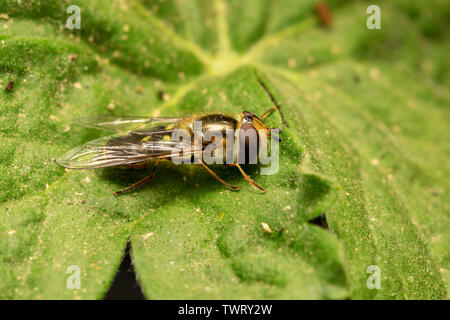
left=56, top=107, right=278, bottom=195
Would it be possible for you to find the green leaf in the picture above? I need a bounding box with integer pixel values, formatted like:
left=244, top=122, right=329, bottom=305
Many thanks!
left=0, top=0, right=448, bottom=299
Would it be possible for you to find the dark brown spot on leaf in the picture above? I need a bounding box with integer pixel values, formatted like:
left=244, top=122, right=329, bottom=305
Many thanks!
left=5, top=80, right=14, bottom=91
left=315, top=2, right=332, bottom=27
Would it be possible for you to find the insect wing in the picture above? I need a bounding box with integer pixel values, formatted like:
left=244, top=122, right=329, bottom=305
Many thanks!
left=56, top=133, right=196, bottom=169
left=57, top=135, right=144, bottom=169
left=75, top=115, right=182, bottom=134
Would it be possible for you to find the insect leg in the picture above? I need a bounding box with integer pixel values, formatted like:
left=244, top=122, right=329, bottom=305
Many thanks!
left=233, top=164, right=266, bottom=192
left=200, top=161, right=240, bottom=191
left=125, top=162, right=150, bottom=169
left=114, top=160, right=159, bottom=196
left=259, top=106, right=277, bottom=119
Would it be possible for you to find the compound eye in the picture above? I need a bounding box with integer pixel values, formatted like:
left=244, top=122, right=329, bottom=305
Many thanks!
left=238, top=123, right=259, bottom=164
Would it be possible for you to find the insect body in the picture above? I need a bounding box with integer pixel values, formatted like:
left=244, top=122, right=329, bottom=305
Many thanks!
left=56, top=108, right=277, bottom=195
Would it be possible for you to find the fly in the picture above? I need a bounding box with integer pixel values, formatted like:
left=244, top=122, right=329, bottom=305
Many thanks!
left=56, top=107, right=278, bottom=195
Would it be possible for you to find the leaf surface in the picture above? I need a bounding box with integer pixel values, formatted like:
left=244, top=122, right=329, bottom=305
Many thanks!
left=0, top=0, right=448, bottom=299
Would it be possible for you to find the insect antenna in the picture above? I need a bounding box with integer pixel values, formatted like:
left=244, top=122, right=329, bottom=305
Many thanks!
left=259, top=106, right=277, bottom=120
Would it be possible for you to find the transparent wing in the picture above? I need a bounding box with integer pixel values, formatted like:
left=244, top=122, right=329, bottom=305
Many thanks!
left=56, top=133, right=196, bottom=169
left=75, top=115, right=182, bottom=133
